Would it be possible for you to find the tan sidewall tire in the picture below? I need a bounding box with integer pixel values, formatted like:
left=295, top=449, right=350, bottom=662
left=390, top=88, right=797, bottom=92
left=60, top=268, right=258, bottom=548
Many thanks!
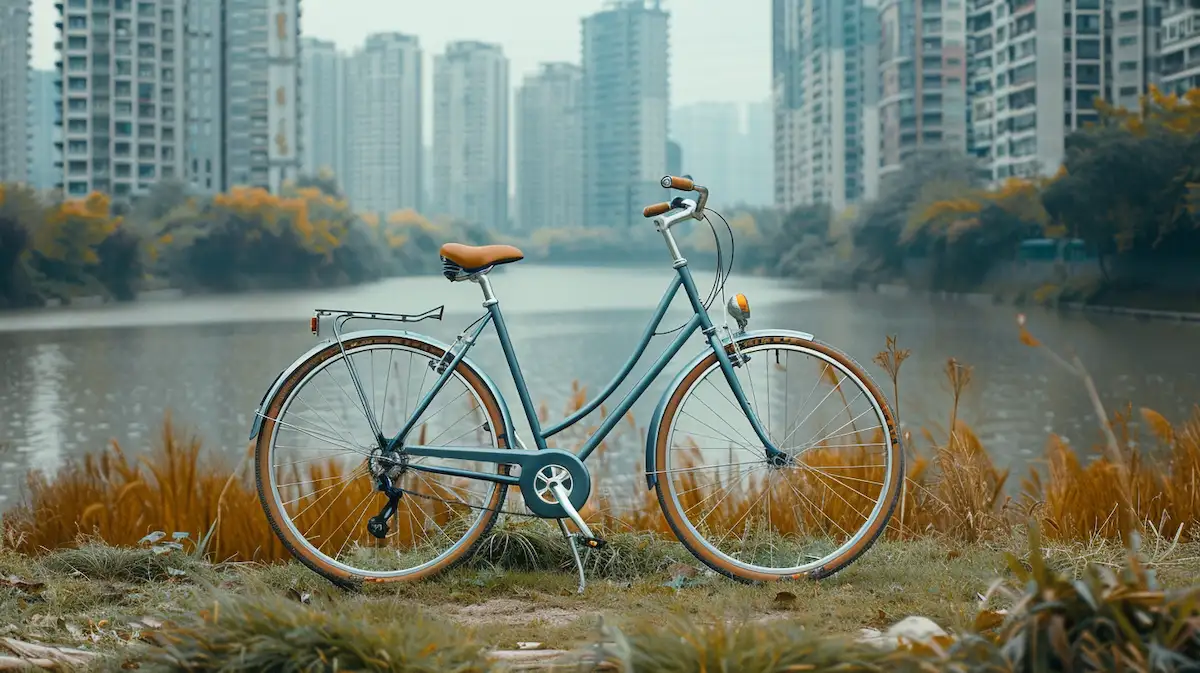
left=254, top=334, right=508, bottom=588
left=654, top=335, right=904, bottom=582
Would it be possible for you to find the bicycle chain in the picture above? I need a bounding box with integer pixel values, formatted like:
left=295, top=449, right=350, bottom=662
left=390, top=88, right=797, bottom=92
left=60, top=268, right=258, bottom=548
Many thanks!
left=393, top=484, right=545, bottom=519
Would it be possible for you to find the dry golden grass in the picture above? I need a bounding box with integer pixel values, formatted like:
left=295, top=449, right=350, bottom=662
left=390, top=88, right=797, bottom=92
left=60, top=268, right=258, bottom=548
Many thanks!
left=5, top=331, right=1200, bottom=563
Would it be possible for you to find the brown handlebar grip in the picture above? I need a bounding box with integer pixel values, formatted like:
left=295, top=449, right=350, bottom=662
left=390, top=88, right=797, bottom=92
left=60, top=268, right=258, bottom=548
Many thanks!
left=660, top=175, right=695, bottom=190
left=643, top=202, right=672, bottom=218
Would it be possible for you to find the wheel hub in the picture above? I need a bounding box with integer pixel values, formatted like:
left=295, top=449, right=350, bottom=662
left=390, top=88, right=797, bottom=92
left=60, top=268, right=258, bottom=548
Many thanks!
left=368, top=447, right=407, bottom=481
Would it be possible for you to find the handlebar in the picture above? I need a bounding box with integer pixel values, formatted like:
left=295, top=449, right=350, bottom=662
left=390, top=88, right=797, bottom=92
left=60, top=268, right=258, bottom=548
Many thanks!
left=643, top=202, right=672, bottom=217
left=660, top=175, right=694, bottom=190
left=642, top=175, right=709, bottom=221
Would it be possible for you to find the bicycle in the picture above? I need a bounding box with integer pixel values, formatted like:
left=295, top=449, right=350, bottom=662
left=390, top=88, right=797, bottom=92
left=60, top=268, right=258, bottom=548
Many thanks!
left=250, top=176, right=904, bottom=591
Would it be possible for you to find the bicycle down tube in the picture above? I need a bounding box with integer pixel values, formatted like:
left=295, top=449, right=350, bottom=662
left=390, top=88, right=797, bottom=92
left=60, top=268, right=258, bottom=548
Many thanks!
left=394, top=251, right=782, bottom=478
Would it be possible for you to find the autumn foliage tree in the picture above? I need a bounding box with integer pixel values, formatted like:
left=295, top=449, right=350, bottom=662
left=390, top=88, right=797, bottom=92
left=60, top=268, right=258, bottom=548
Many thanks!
left=1042, top=86, right=1200, bottom=274
left=0, top=171, right=482, bottom=306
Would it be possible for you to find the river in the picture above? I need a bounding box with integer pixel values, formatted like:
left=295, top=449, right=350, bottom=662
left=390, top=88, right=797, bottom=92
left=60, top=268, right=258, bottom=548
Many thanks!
left=1, top=263, right=1197, bottom=505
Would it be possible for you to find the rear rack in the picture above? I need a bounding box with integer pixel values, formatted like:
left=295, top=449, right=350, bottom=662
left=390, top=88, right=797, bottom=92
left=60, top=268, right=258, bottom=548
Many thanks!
left=311, top=306, right=444, bottom=338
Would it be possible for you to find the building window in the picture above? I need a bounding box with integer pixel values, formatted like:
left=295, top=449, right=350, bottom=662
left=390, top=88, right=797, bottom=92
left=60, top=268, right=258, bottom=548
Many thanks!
left=67, top=15, right=87, bottom=29
left=68, top=36, right=87, bottom=50
left=1119, top=60, right=1139, bottom=71
left=1118, top=35, right=1138, bottom=46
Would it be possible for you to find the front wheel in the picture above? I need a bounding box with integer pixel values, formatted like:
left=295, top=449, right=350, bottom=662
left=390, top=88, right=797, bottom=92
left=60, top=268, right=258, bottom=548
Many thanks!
left=653, top=334, right=903, bottom=582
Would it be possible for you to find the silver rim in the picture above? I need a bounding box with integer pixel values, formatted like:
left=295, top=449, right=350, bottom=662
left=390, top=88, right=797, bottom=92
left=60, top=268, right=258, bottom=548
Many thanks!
left=262, top=339, right=502, bottom=579
left=662, top=341, right=896, bottom=576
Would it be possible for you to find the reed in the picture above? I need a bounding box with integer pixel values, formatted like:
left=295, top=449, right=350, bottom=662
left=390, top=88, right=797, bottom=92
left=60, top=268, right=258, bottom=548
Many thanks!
left=5, top=329, right=1200, bottom=563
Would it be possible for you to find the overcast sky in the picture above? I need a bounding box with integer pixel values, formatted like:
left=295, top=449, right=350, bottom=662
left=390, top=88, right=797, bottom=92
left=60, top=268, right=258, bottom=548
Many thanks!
left=30, top=0, right=772, bottom=111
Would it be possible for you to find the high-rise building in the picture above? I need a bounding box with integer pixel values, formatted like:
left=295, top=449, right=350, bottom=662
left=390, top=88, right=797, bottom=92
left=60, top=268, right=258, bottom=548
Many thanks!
left=672, top=102, right=740, bottom=201
left=345, top=33, right=421, bottom=214
left=674, top=101, right=775, bottom=207
left=185, top=0, right=223, bottom=192
left=55, top=0, right=187, bottom=198
left=1157, top=0, right=1199, bottom=94
left=666, top=140, right=682, bottom=177
left=1156, top=0, right=1195, bottom=91
left=433, top=41, right=508, bottom=229
left=733, top=100, right=775, bottom=207
left=28, top=69, right=60, bottom=191
left=581, top=0, right=669, bottom=229
left=1, top=0, right=31, bottom=184
left=225, top=0, right=302, bottom=191
left=516, top=62, right=582, bottom=230
left=182, top=0, right=302, bottom=193
left=301, top=37, right=347, bottom=181
left=964, top=0, right=1157, bottom=180
left=1110, top=0, right=1161, bottom=110
left=878, top=0, right=969, bottom=178
left=772, top=0, right=878, bottom=212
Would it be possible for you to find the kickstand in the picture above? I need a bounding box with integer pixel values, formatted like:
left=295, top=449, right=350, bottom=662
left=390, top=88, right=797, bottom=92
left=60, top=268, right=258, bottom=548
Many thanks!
left=549, top=481, right=606, bottom=594
left=557, top=519, right=591, bottom=594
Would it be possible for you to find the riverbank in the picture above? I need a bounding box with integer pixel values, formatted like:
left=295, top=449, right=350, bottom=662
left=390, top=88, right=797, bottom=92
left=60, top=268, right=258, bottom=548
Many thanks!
left=870, top=283, right=1200, bottom=324
left=0, top=527, right=1197, bottom=671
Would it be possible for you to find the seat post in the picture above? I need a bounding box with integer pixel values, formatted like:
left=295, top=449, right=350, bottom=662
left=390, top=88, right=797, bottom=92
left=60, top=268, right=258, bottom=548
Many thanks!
left=472, top=273, right=498, bottom=307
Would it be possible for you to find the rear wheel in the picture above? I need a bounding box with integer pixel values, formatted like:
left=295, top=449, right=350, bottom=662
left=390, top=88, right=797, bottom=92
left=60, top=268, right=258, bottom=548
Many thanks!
left=254, top=334, right=509, bottom=587
left=653, top=334, right=903, bottom=582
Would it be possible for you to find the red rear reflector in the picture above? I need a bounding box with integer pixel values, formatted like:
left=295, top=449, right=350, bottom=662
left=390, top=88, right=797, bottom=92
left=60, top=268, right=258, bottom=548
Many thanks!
left=310, top=316, right=319, bottom=334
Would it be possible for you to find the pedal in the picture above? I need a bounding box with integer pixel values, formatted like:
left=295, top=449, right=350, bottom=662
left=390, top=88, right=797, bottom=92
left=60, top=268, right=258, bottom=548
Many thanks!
left=577, top=535, right=607, bottom=550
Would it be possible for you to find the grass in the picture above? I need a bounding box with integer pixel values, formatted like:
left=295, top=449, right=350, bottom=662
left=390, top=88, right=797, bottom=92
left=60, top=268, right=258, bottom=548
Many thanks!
left=0, top=528, right=1198, bottom=671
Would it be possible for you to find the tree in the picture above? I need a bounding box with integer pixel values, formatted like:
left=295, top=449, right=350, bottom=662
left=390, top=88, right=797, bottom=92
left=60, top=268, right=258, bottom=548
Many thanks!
left=0, top=184, right=43, bottom=307
left=851, top=150, right=987, bottom=280
left=908, top=177, right=1051, bottom=290
left=1042, top=110, right=1200, bottom=274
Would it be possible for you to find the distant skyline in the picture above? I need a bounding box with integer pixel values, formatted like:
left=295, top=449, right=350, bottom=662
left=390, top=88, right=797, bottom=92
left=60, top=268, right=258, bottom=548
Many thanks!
left=29, top=0, right=771, bottom=110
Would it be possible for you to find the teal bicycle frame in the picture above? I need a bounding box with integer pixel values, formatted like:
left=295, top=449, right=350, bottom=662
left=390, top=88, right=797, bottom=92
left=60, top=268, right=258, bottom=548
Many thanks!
left=390, top=240, right=784, bottom=494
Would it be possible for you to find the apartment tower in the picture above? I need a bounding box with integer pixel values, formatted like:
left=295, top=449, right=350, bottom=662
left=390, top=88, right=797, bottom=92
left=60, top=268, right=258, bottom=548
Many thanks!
left=516, top=62, right=582, bottom=230
left=1, top=0, right=32, bottom=183
left=433, top=41, right=508, bottom=229
left=300, top=36, right=347, bottom=180
left=581, top=0, right=670, bottom=229
left=346, top=32, right=422, bottom=214
left=878, top=0, right=970, bottom=178
left=55, top=0, right=187, bottom=198
left=772, top=0, right=878, bottom=212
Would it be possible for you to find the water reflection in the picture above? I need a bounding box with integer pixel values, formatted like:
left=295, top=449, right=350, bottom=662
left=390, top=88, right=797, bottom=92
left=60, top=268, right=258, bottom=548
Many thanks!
left=0, top=264, right=1197, bottom=503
